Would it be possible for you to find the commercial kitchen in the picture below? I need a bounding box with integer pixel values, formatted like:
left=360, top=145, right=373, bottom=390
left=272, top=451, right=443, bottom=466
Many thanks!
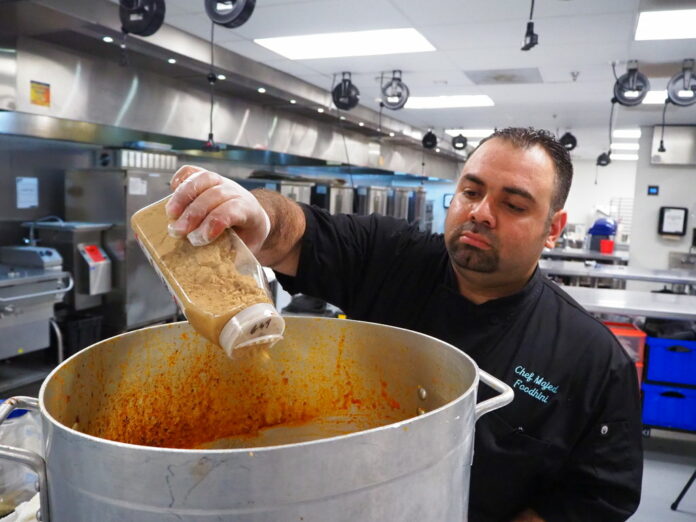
left=0, top=0, right=695, bottom=521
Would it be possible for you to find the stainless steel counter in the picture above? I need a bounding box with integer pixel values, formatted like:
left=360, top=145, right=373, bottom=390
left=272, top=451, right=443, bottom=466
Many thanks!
left=542, top=247, right=629, bottom=264
left=563, top=286, right=696, bottom=320
left=540, top=260, right=696, bottom=286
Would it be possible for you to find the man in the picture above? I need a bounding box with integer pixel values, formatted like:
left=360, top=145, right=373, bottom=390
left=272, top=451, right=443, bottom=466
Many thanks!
left=165, top=128, right=643, bottom=521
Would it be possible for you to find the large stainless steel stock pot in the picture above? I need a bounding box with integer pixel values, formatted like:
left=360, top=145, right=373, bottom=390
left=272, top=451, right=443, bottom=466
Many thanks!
left=0, top=317, right=513, bottom=521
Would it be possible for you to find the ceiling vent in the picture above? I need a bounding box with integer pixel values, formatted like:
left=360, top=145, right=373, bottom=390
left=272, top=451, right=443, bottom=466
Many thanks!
left=464, top=68, right=543, bottom=85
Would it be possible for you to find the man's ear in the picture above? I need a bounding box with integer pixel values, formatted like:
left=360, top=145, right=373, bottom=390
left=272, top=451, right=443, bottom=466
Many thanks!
left=545, top=209, right=568, bottom=248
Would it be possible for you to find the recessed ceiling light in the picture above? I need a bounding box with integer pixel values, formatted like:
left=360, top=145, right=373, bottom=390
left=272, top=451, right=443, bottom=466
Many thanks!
left=317, top=107, right=325, bottom=113
left=635, top=9, right=696, bottom=40
left=435, top=147, right=441, bottom=152
left=444, top=128, right=495, bottom=138
left=358, top=122, right=365, bottom=126
left=613, top=129, right=642, bottom=139
left=610, top=143, right=640, bottom=151
left=289, top=99, right=297, bottom=104
left=167, top=58, right=176, bottom=64
left=102, top=36, right=114, bottom=43
left=257, top=87, right=266, bottom=94
left=406, top=95, right=494, bottom=109
left=389, top=132, right=395, bottom=137
left=254, top=28, right=435, bottom=60
left=339, top=115, right=346, bottom=120
left=217, top=74, right=226, bottom=81
left=642, top=90, right=669, bottom=104
left=611, top=153, right=640, bottom=161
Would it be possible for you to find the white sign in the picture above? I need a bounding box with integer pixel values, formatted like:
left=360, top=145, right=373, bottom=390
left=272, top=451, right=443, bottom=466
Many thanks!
left=661, top=208, right=687, bottom=235
left=16, top=177, right=38, bottom=209
left=128, top=177, right=148, bottom=196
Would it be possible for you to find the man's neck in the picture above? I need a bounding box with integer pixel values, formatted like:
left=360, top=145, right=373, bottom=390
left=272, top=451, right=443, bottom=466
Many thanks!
left=452, top=263, right=537, bottom=305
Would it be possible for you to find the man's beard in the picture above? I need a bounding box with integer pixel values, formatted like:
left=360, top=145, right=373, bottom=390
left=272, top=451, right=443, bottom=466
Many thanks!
left=446, top=223, right=499, bottom=273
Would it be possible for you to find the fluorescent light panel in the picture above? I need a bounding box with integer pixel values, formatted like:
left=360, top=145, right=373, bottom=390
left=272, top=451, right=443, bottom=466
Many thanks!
left=635, top=9, right=696, bottom=40
left=610, top=143, right=640, bottom=151
left=254, top=28, right=435, bottom=60
left=612, top=153, right=639, bottom=161
left=613, top=129, right=642, bottom=139
left=406, top=95, right=494, bottom=109
left=445, top=129, right=494, bottom=138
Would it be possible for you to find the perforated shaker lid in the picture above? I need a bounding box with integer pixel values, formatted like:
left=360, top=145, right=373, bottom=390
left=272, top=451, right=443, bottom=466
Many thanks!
left=218, top=302, right=285, bottom=357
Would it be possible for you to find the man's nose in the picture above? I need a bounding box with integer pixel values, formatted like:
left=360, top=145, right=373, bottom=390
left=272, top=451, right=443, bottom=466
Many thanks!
left=470, top=197, right=495, bottom=227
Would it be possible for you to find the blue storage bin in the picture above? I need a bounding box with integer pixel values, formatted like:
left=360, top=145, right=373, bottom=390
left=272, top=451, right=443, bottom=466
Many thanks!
left=646, top=337, right=696, bottom=386
left=642, top=383, right=696, bottom=431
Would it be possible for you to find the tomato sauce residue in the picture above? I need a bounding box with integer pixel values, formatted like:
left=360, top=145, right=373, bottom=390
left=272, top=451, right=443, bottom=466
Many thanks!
left=70, top=325, right=410, bottom=449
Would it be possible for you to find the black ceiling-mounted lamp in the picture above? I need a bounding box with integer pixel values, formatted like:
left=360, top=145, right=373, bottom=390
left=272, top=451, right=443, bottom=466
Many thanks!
left=422, top=130, right=438, bottom=150
left=452, top=134, right=468, bottom=151
left=613, top=60, right=650, bottom=107
left=380, top=70, right=410, bottom=110
left=332, top=72, right=360, bottom=111
left=559, top=132, right=577, bottom=151
left=666, top=58, right=696, bottom=107
left=521, top=0, right=539, bottom=51
left=204, top=0, right=256, bottom=28
left=118, top=0, right=166, bottom=66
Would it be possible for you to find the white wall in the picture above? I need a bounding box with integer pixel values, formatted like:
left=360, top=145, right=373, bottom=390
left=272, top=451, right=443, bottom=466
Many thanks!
left=627, top=127, right=696, bottom=290
left=564, top=158, right=637, bottom=231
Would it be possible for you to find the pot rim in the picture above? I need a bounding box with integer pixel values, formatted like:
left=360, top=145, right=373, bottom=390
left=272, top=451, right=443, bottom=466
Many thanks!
left=38, top=318, right=480, bottom=454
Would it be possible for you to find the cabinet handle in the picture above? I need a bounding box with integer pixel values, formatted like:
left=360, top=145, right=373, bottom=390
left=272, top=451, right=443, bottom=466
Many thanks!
left=660, top=391, right=686, bottom=399
left=667, top=345, right=692, bottom=353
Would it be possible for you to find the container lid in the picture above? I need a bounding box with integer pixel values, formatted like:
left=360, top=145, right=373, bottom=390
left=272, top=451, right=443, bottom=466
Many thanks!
left=588, top=217, right=617, bottom=236
left=218, top=302, right=285, bottom=357
left=0, top=399, right=28, bottom=419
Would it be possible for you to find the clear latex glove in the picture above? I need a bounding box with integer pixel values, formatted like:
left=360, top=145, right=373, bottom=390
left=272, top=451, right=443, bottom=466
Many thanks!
left=165, top=166, right=271, bottom=254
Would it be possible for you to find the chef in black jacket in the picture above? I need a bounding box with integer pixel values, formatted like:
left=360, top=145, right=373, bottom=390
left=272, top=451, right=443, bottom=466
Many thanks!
left=165, top=127, right=643, bottom=521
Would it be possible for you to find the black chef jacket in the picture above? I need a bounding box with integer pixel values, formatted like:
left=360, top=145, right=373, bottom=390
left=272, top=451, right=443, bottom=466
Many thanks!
left=276, top=205, right=643, bottom=522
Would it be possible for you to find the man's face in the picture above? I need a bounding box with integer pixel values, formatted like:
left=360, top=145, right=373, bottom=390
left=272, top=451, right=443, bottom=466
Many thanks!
left=444, top=138, right=567, bottom=284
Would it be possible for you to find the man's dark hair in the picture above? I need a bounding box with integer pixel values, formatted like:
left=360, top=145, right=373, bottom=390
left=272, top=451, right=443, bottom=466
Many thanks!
left=470, top=127, right=573, bottom=212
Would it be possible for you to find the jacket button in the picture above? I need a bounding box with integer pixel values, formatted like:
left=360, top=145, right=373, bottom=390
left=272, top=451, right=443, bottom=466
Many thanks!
left=600, top=424, right=609, bottom=436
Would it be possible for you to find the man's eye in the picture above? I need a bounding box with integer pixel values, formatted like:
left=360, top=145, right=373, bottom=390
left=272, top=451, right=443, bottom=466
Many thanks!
left=507, top=203, right=525, bottom=212
left=462, top=190, right=478, bottom=198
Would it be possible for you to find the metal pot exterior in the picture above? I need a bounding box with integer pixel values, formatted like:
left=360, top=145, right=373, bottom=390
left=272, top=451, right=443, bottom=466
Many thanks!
left=35, top=318, right=508, bottom=521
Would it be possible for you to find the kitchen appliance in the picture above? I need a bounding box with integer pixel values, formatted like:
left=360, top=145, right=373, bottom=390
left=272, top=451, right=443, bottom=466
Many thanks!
left=388, top=187, right=412, bottom=220
left=24, top=221, right=112, bottom=311
left=64, top=169, right=177, bottom=335
left=311, top=183, right=354, bottom=214
left=355, top=186, right=389, bottom=215
left=278, top=181, right=314, bottom=204
left=0, top=317, right=512, bottom=521
left=409, top=187, right=428, bottom=230
left=0, top=247, right=72, bottom=361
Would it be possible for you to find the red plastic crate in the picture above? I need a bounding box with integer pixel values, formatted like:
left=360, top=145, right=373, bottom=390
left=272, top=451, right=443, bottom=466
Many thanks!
left=605, top=322, right=647, bottom=363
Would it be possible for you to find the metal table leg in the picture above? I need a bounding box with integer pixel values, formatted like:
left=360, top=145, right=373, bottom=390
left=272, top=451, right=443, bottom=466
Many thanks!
left=671, top=469, right=696, bottom=511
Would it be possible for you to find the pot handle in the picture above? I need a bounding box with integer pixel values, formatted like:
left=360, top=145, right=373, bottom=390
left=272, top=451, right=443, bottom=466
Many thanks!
left=474, top=370, right=514, bottom=421
left=0, top=396, right=50, bottom=522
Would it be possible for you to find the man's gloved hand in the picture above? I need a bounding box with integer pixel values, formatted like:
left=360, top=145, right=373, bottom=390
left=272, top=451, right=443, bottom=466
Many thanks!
left=165, top=165, right=271, bottom=254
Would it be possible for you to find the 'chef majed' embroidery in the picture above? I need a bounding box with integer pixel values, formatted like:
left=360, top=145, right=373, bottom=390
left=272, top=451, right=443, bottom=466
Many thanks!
left=513, top=365, right=559, bottom=404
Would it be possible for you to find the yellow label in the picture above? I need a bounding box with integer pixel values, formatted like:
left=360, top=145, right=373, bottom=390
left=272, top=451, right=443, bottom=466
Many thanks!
left=337, top=314, right=347, bottom=320
left=30, top=81, right=51, bottom=107
left=17, top=348, right=24, bottom=354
